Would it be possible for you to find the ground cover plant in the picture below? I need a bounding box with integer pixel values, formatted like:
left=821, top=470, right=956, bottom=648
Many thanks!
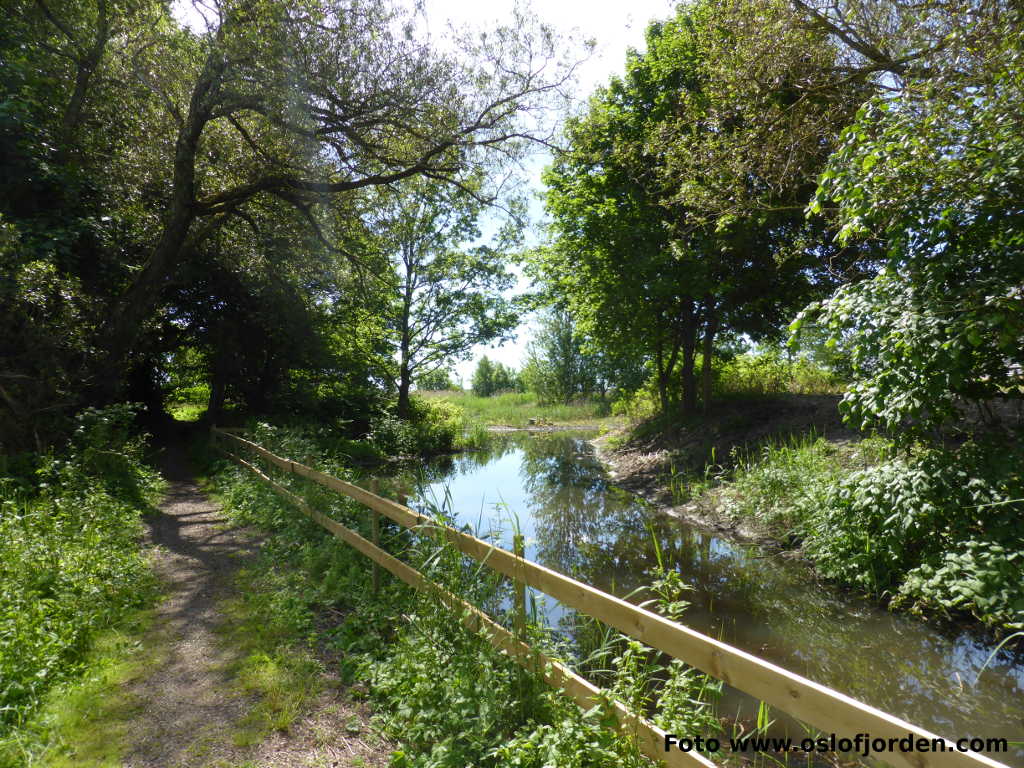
left=0, top=405, right=161, bottom=753
left=674, top=432, right=1024, bottom=632
left=202, top=423, right=721, bottom=767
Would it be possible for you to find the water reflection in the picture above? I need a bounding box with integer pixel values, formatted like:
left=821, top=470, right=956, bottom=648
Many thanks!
left=401, top=432, right=1024, bottom=766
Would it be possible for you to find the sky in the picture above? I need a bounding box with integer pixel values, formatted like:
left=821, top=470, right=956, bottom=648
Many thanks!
left=173, top=0, right=677, bottom=387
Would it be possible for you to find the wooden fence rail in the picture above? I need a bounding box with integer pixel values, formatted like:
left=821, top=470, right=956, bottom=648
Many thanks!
left=212, top=428, right=1010, bottom=768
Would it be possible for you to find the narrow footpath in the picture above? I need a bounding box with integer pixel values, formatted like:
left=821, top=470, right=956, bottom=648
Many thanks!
left=115, top=441, right=386, bottom=768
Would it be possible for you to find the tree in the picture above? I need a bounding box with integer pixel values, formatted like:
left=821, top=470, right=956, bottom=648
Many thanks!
left=471, top=356, right=496, bottom=397
left=370, top=180, right=520, bottom=418
left=795, top=6, right=1024, bottom=441
left=535, top=0, right=855, bottom=417
left=521, top=309, right=599, bottom=404
left=94, top=0, right=575, bottom=398
left=0, top=0, right=578, bottom=447
left=415, top=369, right=456, bottom=391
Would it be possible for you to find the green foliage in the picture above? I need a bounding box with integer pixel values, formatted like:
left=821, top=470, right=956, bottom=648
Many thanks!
left=470, top=356, right=519, bottom=398
left=705, top=427, right=1024, bottom=629
left=715, top=349, right=844, bottom=397
left=717, top=435, right=888, bottom=532
left=801, top=442, right=1024, bottom=629
left=1, top=0, right=575, bottom=445
left=370, top=179, right=521, bottom=418
left=534, top=0, right=853, bottom=417
left=0, top=405, right=160, bottom=734
left=370, top=397, right=468, bottom=456
left=799, top=10, right=1024, bottom=440
left=416, top=369, right=456, bottom=392
left=520, top=309, right=620, bottom=405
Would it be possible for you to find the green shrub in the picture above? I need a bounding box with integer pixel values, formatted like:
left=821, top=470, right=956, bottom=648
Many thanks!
left=0, top=405, right=161, bottom=733
left=802, top=441, right=1024, bottom=629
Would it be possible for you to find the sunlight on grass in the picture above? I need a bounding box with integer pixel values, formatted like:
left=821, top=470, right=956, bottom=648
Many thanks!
left=0, top=610, right=162, bottom=768
left=417, top=390, right=620, bottom=428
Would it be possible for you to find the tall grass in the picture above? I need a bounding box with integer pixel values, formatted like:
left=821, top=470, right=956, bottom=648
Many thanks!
left=418, top=390, right=615, bottom=427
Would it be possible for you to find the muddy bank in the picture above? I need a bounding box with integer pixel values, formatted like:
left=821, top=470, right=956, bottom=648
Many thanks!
left=588, top=394, right=858, bottom=547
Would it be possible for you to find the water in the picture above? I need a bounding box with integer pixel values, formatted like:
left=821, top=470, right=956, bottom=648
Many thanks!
left=397, top=431, right=1024, bottom=765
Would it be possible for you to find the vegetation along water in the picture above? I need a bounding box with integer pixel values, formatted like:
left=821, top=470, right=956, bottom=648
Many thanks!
left=2, top=0, right=1022, bottom=765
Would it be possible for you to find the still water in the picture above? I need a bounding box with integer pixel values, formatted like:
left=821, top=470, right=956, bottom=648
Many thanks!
left=399, top=431, right=1024, bottom=765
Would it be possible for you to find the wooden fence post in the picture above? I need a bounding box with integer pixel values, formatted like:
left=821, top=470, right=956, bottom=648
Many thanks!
left=513, top=533, right=526, bottom=640
left=370, top=478, right=381, bottom=596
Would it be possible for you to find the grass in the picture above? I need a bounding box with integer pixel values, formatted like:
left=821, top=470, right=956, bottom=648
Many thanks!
left=417, top=390, right=622, bottom=428
left=0, top=609, right=163, bottom=768
left=168, top=401, right=207, bottom=422
left=709, top=434, right=889, bottom=534
left=215, top=565, right=330, bottom=749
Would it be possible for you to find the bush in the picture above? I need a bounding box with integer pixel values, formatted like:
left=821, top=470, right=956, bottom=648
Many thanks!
left=801, top=440, right=1024, bottom=629
left=714, top=349, right=843, bottom=397
left=369, top=397, right=466, bottom=456
left=0, top=405, right=161, bottom=732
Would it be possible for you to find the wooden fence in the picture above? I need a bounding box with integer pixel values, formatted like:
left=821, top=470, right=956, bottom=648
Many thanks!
left=212, top=428, right=1011, bottom=768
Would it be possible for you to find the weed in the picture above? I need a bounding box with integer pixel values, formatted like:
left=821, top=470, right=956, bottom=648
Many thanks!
left=0, top=405, right=161, bottom=741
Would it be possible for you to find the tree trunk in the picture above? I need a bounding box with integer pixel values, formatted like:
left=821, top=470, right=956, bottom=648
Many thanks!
left=396, top=257, right=415, bottom=419
left=96, top=48, right=225, bottom=400
left=654, top=336, right=681, bottom=415
left=397, top=362, right=412, bottom=419
left=701, top=302, right=719, bottom=412
left=679, top=305, right=698, bottom=418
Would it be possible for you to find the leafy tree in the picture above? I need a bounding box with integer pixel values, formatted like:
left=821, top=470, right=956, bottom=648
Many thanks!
left=521, top=309, right=599, bottom=404
left=534, top=0, right=854, bottom=417
left=471, top=356, right=496, bottom=397
left=415, top=369, right=456, bottom=391
left=0, top=0, right=578, bottom=447
left=795, top=7, right=1024, bottom=441
left=370, top=180, right=520, bottom=418
left=490, top=362, right=518, bottom=394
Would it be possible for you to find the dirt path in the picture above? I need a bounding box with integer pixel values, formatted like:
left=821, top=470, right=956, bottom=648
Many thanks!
left=119, top=442, right=385, bottom=768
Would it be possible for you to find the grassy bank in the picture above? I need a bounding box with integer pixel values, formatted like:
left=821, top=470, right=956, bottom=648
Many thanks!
left=417, top=390, right=621, bottom=428
left=0, top=405, right=162, bottom=764
left=200, top=423, right=720, bottom=768
left=609, top=396, right=1024, bottom=633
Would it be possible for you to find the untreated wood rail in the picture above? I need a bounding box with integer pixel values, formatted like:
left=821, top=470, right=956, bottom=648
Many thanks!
left=212, top=428, right=1011, bottom=768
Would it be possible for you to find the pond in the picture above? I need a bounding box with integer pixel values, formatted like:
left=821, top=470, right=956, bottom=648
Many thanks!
left=391, top=430, right=1024, bottom=766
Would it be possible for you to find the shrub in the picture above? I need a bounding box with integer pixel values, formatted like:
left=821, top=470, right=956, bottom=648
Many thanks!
left=801, top=440, right=1024, bottom=629
left=0, top=405, right=161, bottom=733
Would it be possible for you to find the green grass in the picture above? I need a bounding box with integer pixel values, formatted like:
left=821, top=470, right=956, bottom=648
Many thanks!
left=711, top=434, right=889, bottom=534
left=417, top=390, right=620, bottom=428
left=168, top=401, right=207, bottom=422
left=0, top=609, right=163, bottom=768
left=215, top=565, right=330, bottom=748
